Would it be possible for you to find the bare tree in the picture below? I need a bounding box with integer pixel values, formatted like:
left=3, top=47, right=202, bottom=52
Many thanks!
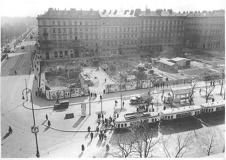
left=131, top=124, right=161, bottom=158
left=109, top=133, right=135, bottom=158
left=220, top=70, right=225, bottom=96
left=161, top=131, right=194, bottom=158
left=197, top=127, right=221, bottom=156
left=188, top=81, right=198, bottom=105
left=205, top=82, right=216, bottom=103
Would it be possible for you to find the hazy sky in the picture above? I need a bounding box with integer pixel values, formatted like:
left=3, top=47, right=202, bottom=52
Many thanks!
left=1, top=0, right=225, bottom=17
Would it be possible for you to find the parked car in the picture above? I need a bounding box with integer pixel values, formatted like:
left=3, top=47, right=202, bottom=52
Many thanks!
left=21, top=46, right=25, bottom=49
left=130, top=96, right=147, bottom=105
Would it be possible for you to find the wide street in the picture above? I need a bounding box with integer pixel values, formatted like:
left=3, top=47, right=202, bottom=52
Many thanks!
left=1, top=28, right=225, bottom=158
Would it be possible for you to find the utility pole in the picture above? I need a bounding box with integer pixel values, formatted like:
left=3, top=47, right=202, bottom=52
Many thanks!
left=30, top=44, right=33, bottom=70
left=89, top=96, right=91, bottom=115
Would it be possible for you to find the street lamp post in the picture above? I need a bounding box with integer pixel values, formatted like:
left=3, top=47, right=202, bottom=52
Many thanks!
left=22, top=85, right=40, bottom=158
left=30, top=44, right=34, bottom=70
left=100, top=95, right=103, bottom=114
left=89, top=96, right=91, bottom=115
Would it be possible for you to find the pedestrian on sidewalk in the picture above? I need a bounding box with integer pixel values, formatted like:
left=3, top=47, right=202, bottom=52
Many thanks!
left=106, top=144, right=110, bottom=152
left=213, top=81, right=215, bottom=86
left=104, top=134, right=107, bottom=141
left=199, top=88, right=201, bottom=95
left=101, top=113, right=104, bottom=119
left=90, top=132, right=94, bottom=140
left=105, top=78, right=106, bottom=83
left=103, top=89, right=105, bottom=94
left=122, top=101, right=125, bottom=107
left=91, top=93, right=93, bottom=98
left=35, top=76, right=37, bottom=80
left=35, top=91, right=38, bottom=97
left=8, top=126, right=12, bottom=134
left=47, top=120, right=51, bottom=127
left=14, top=70, right=17, bottom=75
left=87, top=126, right=91, bottom=133
left=96, top=126, right=99, bottom=133
left=81, top=144, right=85, bottom=152
left=46, top=114, right=48, bottom=121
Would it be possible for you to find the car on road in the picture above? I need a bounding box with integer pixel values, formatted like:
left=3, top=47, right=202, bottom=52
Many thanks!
left=130, top=96, right=147, bottom=105
left=21, top=46, right=25, bottom=49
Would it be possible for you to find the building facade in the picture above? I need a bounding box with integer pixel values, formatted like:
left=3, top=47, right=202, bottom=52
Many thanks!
left=37, top=8, right=225, bottom=60
left=184, top=10, right=225, bottom=50
left=37, top=8, right=101, bottom=60
left=138, top=9, right=186, bottom=55
left=99, top=10, right=139, bottom=57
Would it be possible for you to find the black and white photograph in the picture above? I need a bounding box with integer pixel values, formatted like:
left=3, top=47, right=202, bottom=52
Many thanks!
left=1, top=0, right=225, bottom=158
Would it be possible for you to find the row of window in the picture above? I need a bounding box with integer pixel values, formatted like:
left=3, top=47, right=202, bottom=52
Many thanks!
left=102, top=34, right=138, bottom=39
left=141, top=26, right=184, bottom=31
left=52, top=27, right=98, bottom=33
left=42, top=20, right=99, bottom=26
left=186, top=30, right=222, bottom=36
left=141, top=32, right=184, bottom=38
left=52, top=34, right=98, bottom=40
left=140, top=39, right=181, bottom=44
left=141, top=19, right=184, bottom=25
left=102, top=27, right=138, bottom=33
left=117, top=118, right=158, bottom=128
left=186, top=23, right=223, bottom=28
left=102, top=40, right=138, bottom=46
left=102, top=19, right=139, bottom=26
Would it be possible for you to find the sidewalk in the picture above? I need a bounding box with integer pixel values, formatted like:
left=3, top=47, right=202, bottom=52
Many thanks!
left=24, top=80, right=223, bottom=110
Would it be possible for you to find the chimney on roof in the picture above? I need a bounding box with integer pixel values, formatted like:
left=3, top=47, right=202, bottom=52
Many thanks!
left=135, top=8, right=141, bottom=15
left=109, top=10, right=111, bottom=14
left=156, top=9, right=162, bottom=15
left=145, top=9, right=150, bottom=15
left=102, top=10, right=106, bottom=15
left=124, top=10, right=129, bottom=15
left=114, top=10, right=117, bottom=14
left=168, top=9, right=173, bottom=15
left=130, top=10, right=134, bottom=15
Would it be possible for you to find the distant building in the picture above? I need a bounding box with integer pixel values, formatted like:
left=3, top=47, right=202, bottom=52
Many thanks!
left=37, top=8, right=225, bottom=60
left=184, top=10, right=225, bottom=51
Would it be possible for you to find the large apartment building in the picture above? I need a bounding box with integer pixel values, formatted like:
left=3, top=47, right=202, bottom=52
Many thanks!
left=37, top=8, right=225, bottom=60
left=99, top=10, right=139, bottom=57
left=184, top=10, right=225, bottom=50
left=137, top=9, right=186, bottom=54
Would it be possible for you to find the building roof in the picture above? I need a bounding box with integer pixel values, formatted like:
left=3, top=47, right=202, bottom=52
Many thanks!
left=171, top=57, right=190, bottom=62
left=187, top=10, right=225, bottom=17
left=200, top=100, right=225, bottom=108
left=38, top=8, right=100, bottom=19
left=161, top=105, right=201, bottom=115
left=138, top=10, right=187, bottom=17
left=99, top=10, right=136, bottom=17
left=172, top=88, right=191, bottom=95
left=115, top=111, right=159, bottom=122
left=158, top=58, right=176, bottom=66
